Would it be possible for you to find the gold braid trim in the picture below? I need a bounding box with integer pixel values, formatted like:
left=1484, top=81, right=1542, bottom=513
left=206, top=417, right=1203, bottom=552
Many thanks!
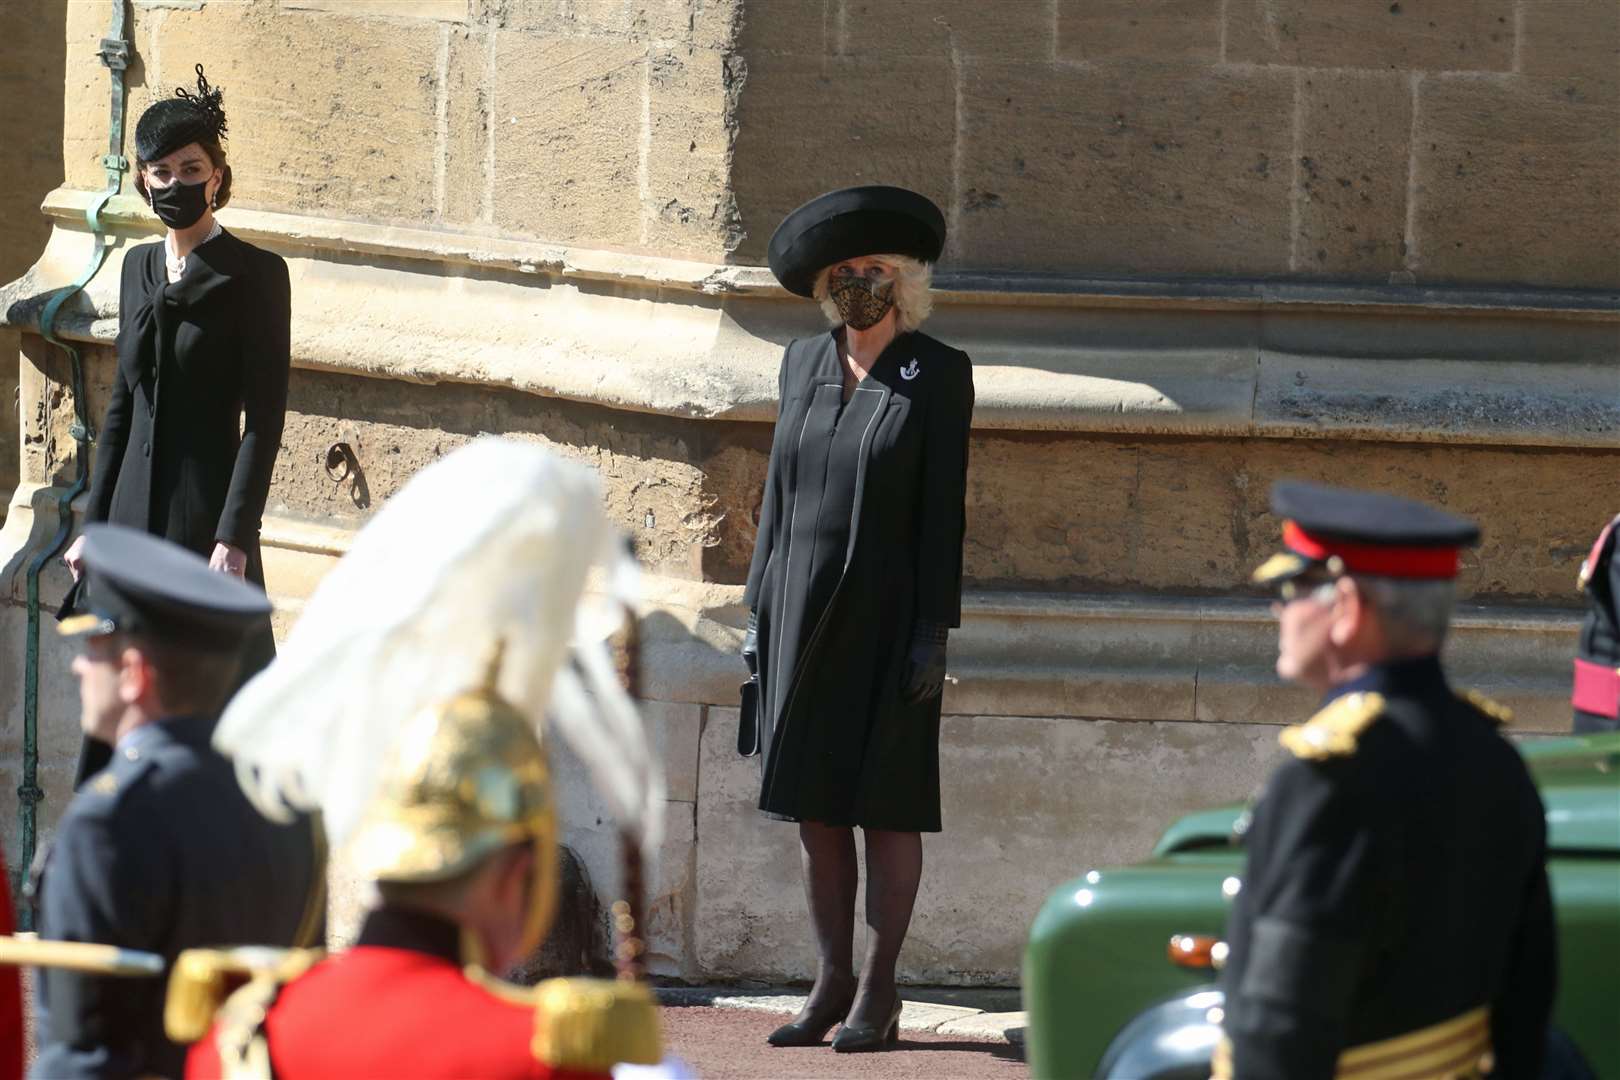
left=531, top=977, right=662, bottom=1071
left=1279, top=692, right=1386, bottom=760
left=211, top=950, right=323, bottom=1080
left=1459, top=689, right=1513, bottom=727
left=1216, top=1006, right=1491, bottom=1080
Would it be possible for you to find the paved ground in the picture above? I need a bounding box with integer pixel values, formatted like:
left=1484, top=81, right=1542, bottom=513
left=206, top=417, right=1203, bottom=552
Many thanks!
left=654, top=987, right=1027, bottom=1079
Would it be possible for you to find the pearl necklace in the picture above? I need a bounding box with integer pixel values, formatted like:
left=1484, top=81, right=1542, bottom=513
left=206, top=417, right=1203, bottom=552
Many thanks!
left=166, top=219, right=222, bottom=283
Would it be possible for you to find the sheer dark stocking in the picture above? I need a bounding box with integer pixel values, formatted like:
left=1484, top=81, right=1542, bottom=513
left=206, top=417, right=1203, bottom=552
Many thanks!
left=848, top=828, right=922, bottom=1028
left=794, top=821, right=858, bottom=1024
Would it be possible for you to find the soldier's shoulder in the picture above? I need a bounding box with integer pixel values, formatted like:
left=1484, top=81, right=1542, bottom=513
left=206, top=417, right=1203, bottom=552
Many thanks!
left=174, top=948, right=324, bottom=1076
left=1455, top=688, right=1514, bottom=728
left=64, top=749, right=164, bottom=824
left=532, top=977, right=663, bottom=1073
left=1278, top=691, right=1388, bottom=762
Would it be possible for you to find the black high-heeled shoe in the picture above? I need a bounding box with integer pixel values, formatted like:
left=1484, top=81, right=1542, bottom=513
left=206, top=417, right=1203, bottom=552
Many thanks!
left=830, top=998, right=903, bottom=1053
left=766, top=998, right=853, bottom=1047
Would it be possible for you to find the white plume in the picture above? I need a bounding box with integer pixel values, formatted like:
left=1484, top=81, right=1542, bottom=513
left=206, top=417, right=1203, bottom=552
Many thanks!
left=213, top=437, right=664, bottom=858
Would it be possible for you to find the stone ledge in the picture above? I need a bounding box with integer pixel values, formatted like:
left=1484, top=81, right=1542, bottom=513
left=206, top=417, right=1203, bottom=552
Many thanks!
left=5, top=190, right=1615, bottom=444
left=21, top=188, right=1620, bottom=313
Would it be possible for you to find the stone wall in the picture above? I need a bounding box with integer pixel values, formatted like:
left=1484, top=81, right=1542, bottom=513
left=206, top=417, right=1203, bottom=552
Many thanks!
left=733, top=0, right=1620, bottom=287
left=61, top=0, right=743, bottom=260
left=3, top=0, right=1617, bottom=987
left=0, top=0, right=64, bottom=520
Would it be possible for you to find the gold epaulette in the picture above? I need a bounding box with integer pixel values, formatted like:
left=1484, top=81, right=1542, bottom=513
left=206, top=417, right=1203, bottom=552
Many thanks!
left=1460, top=689, right=1513, bottom=727
left=165, top=947, right=320, bottom=1044
left=207, top=949, right=322, bottom=1080
left=1279, top=692, right=1386, bottom=760
left=532, top=977, right=662, bottom=1071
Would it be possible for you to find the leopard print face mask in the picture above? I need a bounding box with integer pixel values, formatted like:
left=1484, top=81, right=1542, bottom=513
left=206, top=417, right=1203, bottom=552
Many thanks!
left=829, top=277, right=895, bottom=330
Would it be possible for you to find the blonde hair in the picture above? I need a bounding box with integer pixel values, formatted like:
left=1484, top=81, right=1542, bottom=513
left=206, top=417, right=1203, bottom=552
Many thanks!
left=813, top=254, right=934, bottom=333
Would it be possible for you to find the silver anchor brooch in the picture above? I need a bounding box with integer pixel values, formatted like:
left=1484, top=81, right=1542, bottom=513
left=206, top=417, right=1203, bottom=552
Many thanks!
left=900, top=359, right=920, bottom=381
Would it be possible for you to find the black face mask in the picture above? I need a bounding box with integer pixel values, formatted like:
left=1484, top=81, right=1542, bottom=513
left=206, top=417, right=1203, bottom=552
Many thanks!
left=148, top=178, right=210, bottom=230
left=828, top=277, right=895, bottom=330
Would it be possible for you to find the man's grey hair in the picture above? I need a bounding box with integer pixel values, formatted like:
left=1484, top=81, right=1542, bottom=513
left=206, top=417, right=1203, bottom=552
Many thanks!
left=1352, top=575, right=1457, bottom=653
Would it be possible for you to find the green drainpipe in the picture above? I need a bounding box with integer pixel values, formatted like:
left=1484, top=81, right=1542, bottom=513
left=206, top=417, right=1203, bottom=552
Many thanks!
left=16, top=1, right=129, bottom=927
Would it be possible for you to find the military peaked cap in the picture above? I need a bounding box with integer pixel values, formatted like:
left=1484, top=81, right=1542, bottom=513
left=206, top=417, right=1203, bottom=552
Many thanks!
left=1252, top=480, right=1481, bottom=585
left=768, top=185, right=945, bottom=297
left=59, top=525, right=270, bottom=650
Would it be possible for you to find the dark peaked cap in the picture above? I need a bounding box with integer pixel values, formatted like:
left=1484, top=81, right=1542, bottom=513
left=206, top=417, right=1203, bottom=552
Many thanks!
left=768, top=186, right=946, bottom=297
left=1253, top=481, right=1480, bottom=585
left=59, top=525, right=270, bottom=651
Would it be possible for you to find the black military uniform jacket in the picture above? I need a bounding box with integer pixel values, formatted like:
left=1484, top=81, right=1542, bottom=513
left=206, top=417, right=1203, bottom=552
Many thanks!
left=743, top=329, right=973, bottom=832
left=1220, top=656, right=1556, bottom=1079
left=33, top=717, right=320, bottom=1080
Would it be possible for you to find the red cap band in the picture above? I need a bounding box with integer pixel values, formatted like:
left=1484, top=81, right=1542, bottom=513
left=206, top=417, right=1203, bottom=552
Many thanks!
left=1283, top=520, right=1461, bottom=580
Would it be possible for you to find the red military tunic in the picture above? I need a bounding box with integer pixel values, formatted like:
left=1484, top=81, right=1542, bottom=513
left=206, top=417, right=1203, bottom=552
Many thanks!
left=186, top=907, right=607, bottom=1080
left=0, top=842, right=22, bottom=1080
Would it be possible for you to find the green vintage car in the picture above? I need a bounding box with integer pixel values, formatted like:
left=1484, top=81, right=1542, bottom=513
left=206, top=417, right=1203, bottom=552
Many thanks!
left=1024, top=730, right=1620, bottom=1079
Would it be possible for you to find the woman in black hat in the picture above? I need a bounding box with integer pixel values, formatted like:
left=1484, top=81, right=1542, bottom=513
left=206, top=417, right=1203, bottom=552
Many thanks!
left=62, top=65, right=289, bottom=777
left=742, top=185, right=974, bottom=1052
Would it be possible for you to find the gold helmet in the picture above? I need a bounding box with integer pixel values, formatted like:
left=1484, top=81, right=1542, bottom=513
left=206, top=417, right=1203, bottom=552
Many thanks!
left=348, top=644, right=559, bottom=955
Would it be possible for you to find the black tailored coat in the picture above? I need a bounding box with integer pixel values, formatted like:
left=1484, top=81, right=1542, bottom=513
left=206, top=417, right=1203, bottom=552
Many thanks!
left=1220, top=657, right=1556, bottom=1080
left=32, top=717, right=322, bottom=1080
left=743, top=330, right=973, bottom=832
left=87, top=229, right=289, bottom=570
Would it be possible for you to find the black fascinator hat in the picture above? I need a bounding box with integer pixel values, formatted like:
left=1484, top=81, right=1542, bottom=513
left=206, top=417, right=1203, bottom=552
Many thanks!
left=135, top=64, right=229, bottom=164
left=768, top=186, right=945, bottom=298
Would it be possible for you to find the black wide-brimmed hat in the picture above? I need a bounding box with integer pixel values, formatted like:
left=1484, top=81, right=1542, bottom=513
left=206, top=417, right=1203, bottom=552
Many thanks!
left=135, top=63, right=229, bottom=164
left=767, top=186, right=946, bottom=298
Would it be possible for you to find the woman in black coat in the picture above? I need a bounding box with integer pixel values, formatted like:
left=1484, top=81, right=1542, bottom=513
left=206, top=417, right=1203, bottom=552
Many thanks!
left=743, top=187, right=974, bottom=1053
left=63, top=67, right=289, bottom=776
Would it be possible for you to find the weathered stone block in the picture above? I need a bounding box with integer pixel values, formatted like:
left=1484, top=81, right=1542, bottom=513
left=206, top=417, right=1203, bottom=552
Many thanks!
left=281, top=0, right=469, bottom=19
left=443, top=25, right=493, bottom=224
left=958, top=422, right=1617, bottom=603
left=1225, top=0, right=1514, bottom=71
left=734, top=0, right=830, bottom=57
left=1057, top=0, right=1223, bottom=63
left=1296, top=69, right=1411, bottom=277
left=1519, top=0, right=1620, bottom=89
left=0, top=0, right=65, bottom=284
left=272, top=367, right=715, bottom=579
left=491, top=31, right=644, bottom=246
left=729, top=52, right=954, bottom=262
left=903, top=714, right=1280, bottom=982
left=643, top=700, right=702, bottom=803
left=1411, top=75, right=1619, bottom=287
left=155, top=4, right=441, bottom=222
left=694, top=708, right=817, bottom=979
left=484, top=0, right=739, bottom=51
left=840, top=0, right=1054, bottom=60
left=63, top=0, right=159, bottom=192
left=957, top=62, right=1293, bottom=277
left=643, top=45, right=741, bottom=258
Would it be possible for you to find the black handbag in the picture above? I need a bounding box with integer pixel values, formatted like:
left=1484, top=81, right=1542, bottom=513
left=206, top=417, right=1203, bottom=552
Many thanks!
left=737, top=676, right=761, bottom=757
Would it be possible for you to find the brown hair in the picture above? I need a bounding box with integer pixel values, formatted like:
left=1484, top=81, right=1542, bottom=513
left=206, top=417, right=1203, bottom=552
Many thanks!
left=134, top=136, right=233, bottom=210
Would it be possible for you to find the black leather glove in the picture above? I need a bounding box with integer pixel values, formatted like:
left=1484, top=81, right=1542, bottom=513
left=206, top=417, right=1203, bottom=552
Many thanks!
left=742, top=609, right=759, bottom=678
left=902, top=618, right=949, bottom=704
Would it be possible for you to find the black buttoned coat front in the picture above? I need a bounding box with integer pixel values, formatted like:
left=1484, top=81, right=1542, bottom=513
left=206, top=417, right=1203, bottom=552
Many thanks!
left=744, top=329, right=974, bottom=832
left=87, top=229, right=289, bottom=571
